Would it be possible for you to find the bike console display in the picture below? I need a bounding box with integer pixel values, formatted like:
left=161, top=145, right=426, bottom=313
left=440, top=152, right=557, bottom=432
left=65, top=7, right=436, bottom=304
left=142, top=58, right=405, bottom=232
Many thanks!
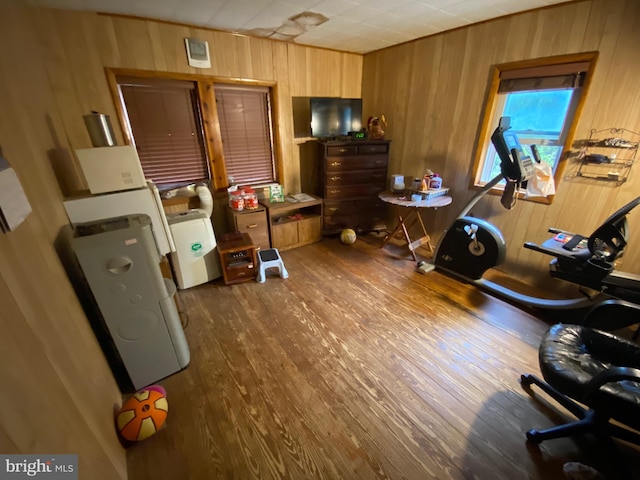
left=491, top=117, right=536, bottom=182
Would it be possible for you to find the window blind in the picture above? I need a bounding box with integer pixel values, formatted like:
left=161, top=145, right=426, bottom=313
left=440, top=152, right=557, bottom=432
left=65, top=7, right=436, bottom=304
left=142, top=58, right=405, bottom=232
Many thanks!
left=119, top=77, right=209, bottom=186
left=214, top=84, right=275, bottom=186
left=498, top=62, right=589, bottom=93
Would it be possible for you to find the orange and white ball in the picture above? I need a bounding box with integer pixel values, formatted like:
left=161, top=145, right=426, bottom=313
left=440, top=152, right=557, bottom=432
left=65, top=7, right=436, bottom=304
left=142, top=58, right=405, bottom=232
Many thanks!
left=116, top=387, right=168, bottom=442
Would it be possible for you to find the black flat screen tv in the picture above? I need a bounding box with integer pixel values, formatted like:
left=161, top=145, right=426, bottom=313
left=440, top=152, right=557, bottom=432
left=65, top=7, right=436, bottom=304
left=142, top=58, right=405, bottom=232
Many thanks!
left=310, top=97, right=363, bottom=138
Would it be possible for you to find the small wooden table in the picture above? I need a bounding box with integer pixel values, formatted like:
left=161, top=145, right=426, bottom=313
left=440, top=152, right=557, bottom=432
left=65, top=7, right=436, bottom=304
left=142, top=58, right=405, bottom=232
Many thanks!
left=378, top=190, right=452, bottom=261
left=217, top=232, right=258, bottom=285
left=261, top=195, right=323, bottom=251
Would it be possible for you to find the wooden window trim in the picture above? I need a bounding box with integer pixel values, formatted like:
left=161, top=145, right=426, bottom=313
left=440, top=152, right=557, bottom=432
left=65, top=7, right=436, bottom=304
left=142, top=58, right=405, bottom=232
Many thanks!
left=470, top=52, right=599, bottom=205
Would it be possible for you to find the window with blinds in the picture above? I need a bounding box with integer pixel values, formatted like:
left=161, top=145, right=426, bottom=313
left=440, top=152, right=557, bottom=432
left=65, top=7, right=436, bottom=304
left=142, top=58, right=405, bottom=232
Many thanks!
left=118, top=77, right=210, bottom=187
left=214, top=84, right=275, bottom=186
left=472, top=54, right=597, bottom=197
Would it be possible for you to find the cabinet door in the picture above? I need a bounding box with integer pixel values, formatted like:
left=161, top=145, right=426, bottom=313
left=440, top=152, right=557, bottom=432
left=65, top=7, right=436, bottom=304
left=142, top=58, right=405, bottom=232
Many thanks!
left=297, top=217, right=322, bottom=245
left=271, top=222, right=299, bottom=250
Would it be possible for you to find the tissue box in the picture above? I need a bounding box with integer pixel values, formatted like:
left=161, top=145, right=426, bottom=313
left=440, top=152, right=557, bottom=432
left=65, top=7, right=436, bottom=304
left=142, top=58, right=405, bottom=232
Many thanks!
left=269, top=184, right=285, bottom=203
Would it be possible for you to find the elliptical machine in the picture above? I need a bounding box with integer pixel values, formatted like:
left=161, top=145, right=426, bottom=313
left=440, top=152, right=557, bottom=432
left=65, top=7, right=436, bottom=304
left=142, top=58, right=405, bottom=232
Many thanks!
left=431, top=117, right=640, bottom=323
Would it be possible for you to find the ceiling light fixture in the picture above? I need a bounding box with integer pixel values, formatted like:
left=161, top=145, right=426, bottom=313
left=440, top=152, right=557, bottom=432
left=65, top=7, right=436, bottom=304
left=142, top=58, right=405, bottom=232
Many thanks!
left=242, top=11, right=329, bottom=42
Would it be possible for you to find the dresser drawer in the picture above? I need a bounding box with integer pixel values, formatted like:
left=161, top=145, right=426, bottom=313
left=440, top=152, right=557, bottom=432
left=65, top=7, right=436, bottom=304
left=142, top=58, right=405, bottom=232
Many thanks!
left=327, top=145, right=358, bottom=156
left=325, top=184, right=385, bottom=199
left=227, top=207, right=270, bottom=250
left=225, top=263, right=256, bottom=282
left=325, top=156, right=388, bottom=172
left=323, top=212, right=386, bottom=233
left=324, top=198, right=387, bottom=217
left=357, top=143, right=389, bottom=154
left=325, top=169, right=387, bottom=187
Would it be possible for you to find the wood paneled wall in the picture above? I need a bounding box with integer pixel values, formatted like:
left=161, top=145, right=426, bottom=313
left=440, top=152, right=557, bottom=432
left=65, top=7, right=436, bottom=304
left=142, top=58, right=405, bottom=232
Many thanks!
left=0, top=5, right=126, bottom=479
left=0, top=6, right=362, bottom=477
left=30, top=9, right=362, bottom=196
left=363, top=0, right=640, bottom=293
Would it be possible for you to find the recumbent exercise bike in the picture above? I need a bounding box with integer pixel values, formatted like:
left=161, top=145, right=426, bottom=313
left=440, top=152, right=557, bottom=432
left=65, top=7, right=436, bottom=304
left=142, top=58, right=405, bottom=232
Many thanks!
left=431, top=117, right=640, bottom=330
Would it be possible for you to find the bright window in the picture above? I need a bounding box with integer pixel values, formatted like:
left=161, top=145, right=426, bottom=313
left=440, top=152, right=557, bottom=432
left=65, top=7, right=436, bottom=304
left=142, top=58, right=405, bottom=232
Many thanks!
left=474, top=54, right=597, bottom=197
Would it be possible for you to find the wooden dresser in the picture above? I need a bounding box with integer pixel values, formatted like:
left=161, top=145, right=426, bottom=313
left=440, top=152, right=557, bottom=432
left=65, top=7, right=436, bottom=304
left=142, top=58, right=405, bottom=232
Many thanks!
left=318, top=139, right=390, bottom=234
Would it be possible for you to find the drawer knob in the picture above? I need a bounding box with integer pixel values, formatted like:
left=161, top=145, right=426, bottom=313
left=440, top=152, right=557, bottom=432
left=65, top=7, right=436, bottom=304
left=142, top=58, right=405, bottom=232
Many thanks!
left=338, top=148, right=348, bottom=153
left=375, top=160, right=384, bottom=164
left=329, top=207, right=339, bottom=212
left=330, top=190, right=340, bottom=195
left=331, top=176, right=341, bottom=181
left=331, top=161, right=342, bottom=167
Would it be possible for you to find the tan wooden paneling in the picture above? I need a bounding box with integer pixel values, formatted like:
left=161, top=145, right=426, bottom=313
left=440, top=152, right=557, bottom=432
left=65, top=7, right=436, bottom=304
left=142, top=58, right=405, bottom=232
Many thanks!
left=0, top=4, right=126, bottom=479
left=363, top=0, right=640, bottom=293
left=30, top=10, right=361, bottom=196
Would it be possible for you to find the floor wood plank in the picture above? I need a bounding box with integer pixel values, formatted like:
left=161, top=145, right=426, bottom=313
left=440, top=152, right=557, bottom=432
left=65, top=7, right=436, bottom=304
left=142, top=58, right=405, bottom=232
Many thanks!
left=127, top=235, right=639, bottom=479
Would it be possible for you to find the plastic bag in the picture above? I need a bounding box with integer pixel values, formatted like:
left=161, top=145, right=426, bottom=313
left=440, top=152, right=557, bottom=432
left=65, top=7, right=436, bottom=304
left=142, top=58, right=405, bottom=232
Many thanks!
left=526, top=162, right=556, bottom=198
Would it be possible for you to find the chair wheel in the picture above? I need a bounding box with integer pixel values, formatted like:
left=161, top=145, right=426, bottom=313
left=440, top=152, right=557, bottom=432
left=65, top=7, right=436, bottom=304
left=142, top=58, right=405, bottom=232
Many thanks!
left=526, top=429, right=543, bottom=444
left=520, top=374, right=534, bottom=386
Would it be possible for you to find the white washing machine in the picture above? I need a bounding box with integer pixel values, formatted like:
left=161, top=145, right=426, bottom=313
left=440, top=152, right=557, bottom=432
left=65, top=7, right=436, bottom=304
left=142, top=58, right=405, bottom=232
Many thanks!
left=168, top=209, right=222, bottom=289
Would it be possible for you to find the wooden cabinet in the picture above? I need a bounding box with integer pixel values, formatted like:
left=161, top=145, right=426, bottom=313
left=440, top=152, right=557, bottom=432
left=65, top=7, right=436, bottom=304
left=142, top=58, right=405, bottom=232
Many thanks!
left=318, top=140, right=390, bottom=234
left=226, top=205, right=270, bottom=251
left=262, top=195, right=323, bottom=251
left=217, top=233, right=257, bottom=285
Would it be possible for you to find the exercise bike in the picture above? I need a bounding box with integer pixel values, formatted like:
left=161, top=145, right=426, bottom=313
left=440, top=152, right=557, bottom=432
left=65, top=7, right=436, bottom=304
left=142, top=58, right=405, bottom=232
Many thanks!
left=429, top=117, right=640, bottom=328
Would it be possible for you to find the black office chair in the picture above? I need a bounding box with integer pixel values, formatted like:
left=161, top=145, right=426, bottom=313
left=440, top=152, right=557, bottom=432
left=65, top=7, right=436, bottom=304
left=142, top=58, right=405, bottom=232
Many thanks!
left=521, top=324, right=640, bottom=473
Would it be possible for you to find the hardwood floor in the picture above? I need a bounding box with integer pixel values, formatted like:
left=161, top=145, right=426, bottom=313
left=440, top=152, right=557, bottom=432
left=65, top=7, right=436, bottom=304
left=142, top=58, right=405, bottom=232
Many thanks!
left=127, top=235, right=639, bottom=479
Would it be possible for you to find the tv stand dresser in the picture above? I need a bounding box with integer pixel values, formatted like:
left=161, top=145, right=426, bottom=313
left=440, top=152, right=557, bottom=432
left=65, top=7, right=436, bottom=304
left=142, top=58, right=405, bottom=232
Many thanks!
left=318, top=139, right=390, bottom=234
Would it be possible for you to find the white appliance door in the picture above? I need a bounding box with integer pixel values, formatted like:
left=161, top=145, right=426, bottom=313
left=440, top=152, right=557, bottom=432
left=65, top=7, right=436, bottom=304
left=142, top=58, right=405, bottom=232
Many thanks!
left=63, top=186, right=174, bottom=256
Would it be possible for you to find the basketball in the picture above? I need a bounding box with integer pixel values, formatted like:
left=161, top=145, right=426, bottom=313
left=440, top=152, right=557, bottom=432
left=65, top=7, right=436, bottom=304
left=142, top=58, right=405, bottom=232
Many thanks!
left=116, top=387, right=168, bottom=442
left=340, top=229, right=357, bottom=245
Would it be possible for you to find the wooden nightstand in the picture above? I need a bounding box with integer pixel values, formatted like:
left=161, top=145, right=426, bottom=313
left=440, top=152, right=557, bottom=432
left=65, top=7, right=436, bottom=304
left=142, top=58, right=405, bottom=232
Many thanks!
left=217, top=233, right=258, bottom=285
left=226, top=205, right=270, bottom=251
